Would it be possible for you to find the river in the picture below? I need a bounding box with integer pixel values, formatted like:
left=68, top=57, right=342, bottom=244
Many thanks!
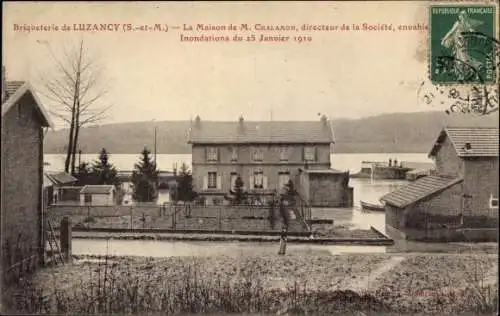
left=44, top=153, right=432, bottom=174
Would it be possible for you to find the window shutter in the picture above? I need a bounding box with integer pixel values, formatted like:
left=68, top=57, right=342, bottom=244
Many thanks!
left=263, top=176, right=268, bottom=189
left=204, top=147, right=208, bottom=161
left=217, top=147, right=220, bottom=161
left=302, top=147, right=305, bottom=161
left=203, top=176, right=208, bottom=190
left=314, top=147, right=318, bottom=161
left=216, top=175, right=222, bottom=190
left=250, top=175, right=255, bottom=189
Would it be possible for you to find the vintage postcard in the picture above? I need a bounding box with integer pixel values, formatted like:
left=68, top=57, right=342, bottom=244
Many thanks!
left=1, top=1, right=499, bottom=315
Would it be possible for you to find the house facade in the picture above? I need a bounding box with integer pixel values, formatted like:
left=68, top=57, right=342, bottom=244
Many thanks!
left=1, top=70, right=53, bottom=284
left=188, top=115, right=351, bottom=206
left=381, top=126, right=499, bottom=242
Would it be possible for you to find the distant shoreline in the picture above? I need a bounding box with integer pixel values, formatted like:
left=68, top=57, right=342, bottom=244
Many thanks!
left=43, top=111, right=498, bottom=155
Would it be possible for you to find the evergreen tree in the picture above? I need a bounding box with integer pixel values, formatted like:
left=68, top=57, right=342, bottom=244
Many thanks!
left=268, top=195, right=277, bottom=229
left=232, top=176, right=247, bottom=205
left=74, top=161, right=96, bottom=186
left=131, top=148, right=159, bottom=202
left=91, top=148, right=120, bottom=186
left=174, top=162, right=197, bottom=202
left=282, top=179, right=297, bottom=205
left=279, top=197, right=290, bottom=228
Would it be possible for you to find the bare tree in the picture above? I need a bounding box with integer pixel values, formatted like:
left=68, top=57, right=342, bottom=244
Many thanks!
left=37, top=40, right=111, bottom=174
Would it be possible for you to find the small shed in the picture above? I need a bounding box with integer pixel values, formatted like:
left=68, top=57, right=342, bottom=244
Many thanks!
left=296, top=168, right=353, bottom=207
left=44, top=172, right=78, bottom=205
left=80, top=185, right=116, bottom=206
left=380, top=175, right=468, bottom=241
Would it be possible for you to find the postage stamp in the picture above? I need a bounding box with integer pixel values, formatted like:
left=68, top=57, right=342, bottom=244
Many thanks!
left=429, top=5, right=497, bottom=85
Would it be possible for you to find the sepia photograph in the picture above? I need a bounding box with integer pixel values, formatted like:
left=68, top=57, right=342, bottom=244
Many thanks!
left=1, top=1, right=499, bottom=315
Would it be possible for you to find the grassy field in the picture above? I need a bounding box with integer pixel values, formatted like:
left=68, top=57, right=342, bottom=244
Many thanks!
left=2, top=252, right=498, bottom=315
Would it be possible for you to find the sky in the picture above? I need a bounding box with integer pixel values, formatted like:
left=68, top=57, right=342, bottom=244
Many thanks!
left=4, top=1, right=438, bottom=129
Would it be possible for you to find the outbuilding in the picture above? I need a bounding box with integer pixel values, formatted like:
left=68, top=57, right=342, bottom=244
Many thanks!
left=80, top=185, right=116, bottom=206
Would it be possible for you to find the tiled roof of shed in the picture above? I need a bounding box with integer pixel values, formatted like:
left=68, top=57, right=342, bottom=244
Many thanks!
left=380, top=175, right=463, bottom=208
left=188, top=121, right=335, bottom=144
left=46, top=172, right=78, bottom=185
left=429, top=127, right=499, bottom=158
left=80, top=185, right=114, bottom=194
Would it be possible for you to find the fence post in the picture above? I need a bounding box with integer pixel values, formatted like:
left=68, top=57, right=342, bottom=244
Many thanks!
left=278, top=226, right=287, bottom=255
left=172, top=206, right=176, bottom=230
left=218, top=207, right=222, bottom=231
left=60, top=216, right=72, bottom=261
left=130, top=205, right=133, bottom=230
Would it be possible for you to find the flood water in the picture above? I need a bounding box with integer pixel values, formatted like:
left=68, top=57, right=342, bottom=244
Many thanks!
left=70, top=178, right=424, bottom=257
left=73, top=239, right=388, bottom=257
left=46, top=153, right=446, bottom=257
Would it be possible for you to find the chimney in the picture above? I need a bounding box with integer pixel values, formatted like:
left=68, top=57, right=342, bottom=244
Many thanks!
left=237, top=115, right=246, bottom=135
left=321, top=114, right=328, bottom=125
left=464, top=142, right=472, bottom=152
left=195, top=115, right=201, bottom=127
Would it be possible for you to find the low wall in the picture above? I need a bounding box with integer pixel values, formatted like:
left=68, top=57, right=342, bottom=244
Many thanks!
left=186, top=206, right=272, bottom=218
left=387, top=224, right=499, bottom=242
left=405, top=213, right=499, bottom=229
left=48, top=205, right=161, bottom=217
left=47, top=205, right=273, bottom=219
left=66, top=231, right=395, bottom=245
left=70, top=226, right=311, bottom=236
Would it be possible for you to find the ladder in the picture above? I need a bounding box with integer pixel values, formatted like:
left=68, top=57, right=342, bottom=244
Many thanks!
left=46, top=218, right=65, bottom=266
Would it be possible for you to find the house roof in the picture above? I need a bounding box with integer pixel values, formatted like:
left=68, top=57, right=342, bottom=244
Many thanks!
left=4, top=81, right=25, bottom=100
left=45, top=172, right=78, bottom=185
left=380, top=175, right=463, bottom=208
left=1, top=81, right=53, bottom=127
left=429, top=127, right=499, bottom=158
left=43, top=173, right=54, bottom=189
left=187, top=120, right=335, bottom=144
left=80, top=185, right=115, bottom=194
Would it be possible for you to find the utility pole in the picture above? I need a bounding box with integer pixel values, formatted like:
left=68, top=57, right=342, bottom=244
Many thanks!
left=154, top=126, right=157, bottom=163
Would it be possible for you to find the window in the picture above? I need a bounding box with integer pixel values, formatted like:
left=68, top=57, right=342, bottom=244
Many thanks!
left=253, top=171, right=264, bottom=189
left=230, top=173, right=238, bottom=190
left=304, top=146, right=316, bottom=161
left=208, top=172, right=217, bottom=189
left=230, top=147, right=238, bottom=161
left=206, top=147, right=218, bottom=161
left=278, top=172, right=290, bottom=191
left=252, top=147, right=263, bottom=161
left=490, top=195, right=499, bottom=209
left=84, top=193, right=92, bottom=203
left=279, top=147, right=289, bottom=161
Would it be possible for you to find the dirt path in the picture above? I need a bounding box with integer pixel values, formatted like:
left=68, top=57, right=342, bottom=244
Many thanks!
left=337, top=256, right=405, bottom=293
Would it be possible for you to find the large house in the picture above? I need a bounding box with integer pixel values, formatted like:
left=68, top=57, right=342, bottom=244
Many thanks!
left=1, top=68, right=53, bottom=284
left=188, top=115, right=352, bottom=207
left=381, top=126, right=499, bottom=242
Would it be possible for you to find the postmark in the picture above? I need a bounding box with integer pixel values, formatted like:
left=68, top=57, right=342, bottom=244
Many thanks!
left=429, top=5, right=497, bottom=85
left=417, top=80, right=499, bottom=115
